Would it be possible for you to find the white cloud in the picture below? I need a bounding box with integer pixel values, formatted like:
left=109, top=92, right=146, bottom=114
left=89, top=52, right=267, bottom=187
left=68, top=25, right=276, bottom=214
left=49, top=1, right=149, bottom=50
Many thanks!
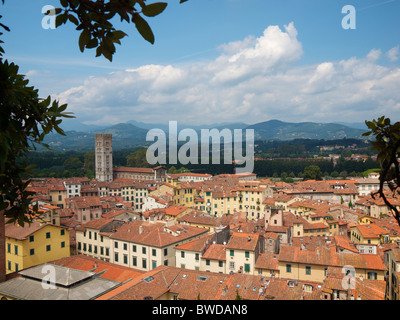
left=53, top=23, right=400, bottom=127
left=387, top=46, right=399, bottom=62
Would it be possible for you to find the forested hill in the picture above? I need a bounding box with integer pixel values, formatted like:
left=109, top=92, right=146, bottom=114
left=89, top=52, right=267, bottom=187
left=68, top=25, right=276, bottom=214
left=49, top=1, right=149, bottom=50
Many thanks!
left=42, top=119, right=367, bottom=151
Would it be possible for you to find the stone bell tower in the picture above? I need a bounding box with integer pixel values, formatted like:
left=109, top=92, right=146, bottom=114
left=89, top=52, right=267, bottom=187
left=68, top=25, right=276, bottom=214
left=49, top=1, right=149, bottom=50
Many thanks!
left=95, top=134, right=113, bottom=182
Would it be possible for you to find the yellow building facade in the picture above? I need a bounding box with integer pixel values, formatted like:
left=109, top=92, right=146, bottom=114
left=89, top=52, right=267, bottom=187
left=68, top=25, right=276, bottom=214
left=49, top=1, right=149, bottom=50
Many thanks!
left=5, top=222, right=70, bottom=274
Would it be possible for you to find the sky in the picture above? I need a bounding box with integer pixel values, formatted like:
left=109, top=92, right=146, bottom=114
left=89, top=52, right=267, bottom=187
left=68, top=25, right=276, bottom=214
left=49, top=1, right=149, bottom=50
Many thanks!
left=1, top=0, right=400, bottom=128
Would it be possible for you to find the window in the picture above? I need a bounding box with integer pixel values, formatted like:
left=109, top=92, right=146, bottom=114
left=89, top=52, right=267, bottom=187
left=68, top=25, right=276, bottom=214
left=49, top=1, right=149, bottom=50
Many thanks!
left=115, top=253, right=119, bottom=262
left=152, top=249, right=157, bottom=257
left=181, top=251, right=185, bottom=258
left=306, top=266, right=311, bottom=275
left=14, top=245, right=18, bottom=255
left=286, top=264, right=292, bottom=273
left=46, top=232, right=51, bottom=239
left=133, top=256, right=137, bottom=266
left=304, top=285, right=313, bottom=293
left=206, top=259, right=210, bottom=266
left=142, top=259, right=147, bottom=269
left=115, top=241, right=118, bottom=249
left=123, top=243, right=128, bottom=251
left=123, top=255, right=128, bottom=265
left=229, top=261, right=235, bottom=270
left=152, top=261, right=157, bottom=269
left=142, top=247, right=146, bottom=254
left=245, top=251, right=250, bottom=258
left=61, top=241, right=65, bottom=248
left=367, top=272, right=377, bottom=280
left=230, top=249, right=234, bottom=257
left=244, top=264, right=250, bottom=273
left=133, top=245, right=137, bottom=252
left=30, top=248, right=35, bottom=256
left=29, top=235, right=34, bottom=242
left=46, top=245, right=51, bottom=252
left=60, top=229, right=65, bottom=236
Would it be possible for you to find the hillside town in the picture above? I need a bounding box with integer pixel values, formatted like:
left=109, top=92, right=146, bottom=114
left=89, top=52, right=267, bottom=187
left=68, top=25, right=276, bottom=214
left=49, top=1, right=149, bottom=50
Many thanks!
left=0, top=134, right=399, bottom=301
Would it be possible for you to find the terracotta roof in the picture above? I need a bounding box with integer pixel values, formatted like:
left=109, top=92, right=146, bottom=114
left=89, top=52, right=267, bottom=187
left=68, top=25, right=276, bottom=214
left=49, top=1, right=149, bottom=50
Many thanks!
left=354, top=224, right=388, bottom=239
left=97, top=265, right=181, bottom=300
left=255, top=252, right=279, bottom=270
left=279, top=245, right=387, bottom=271
left=323, top=267, right=386, bottom=300
left=109, top=220, right=208, bottom=247
left=5, top=220, right=48, bottom=240
left=174, top=233, right=214, bottom=252
left=164, top=205, right=189, bottom=217
left=334, top=235, right=359, bottom=253
left=226, top=232, right=260, bottom=251
left=50, top=254, right=144, bottom=282
left=75, top=217, right=114, bottom=232
left=201, top=244, right=227, bottom=261
left=177, top=210, right=217, bottom=226
left=113, top=167, right=154, bottom=173
left=68, top=196, right=102, bottom=209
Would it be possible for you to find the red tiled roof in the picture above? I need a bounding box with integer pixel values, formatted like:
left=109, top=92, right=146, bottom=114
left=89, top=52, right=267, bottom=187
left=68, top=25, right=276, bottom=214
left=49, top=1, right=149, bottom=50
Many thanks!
left=226, top=232, right=260, bottom=251
left=202, top=244, right=227, bottom=261
left=50, top=254, right=144, bottom=282
left=109, top=220, right=208, bottom=247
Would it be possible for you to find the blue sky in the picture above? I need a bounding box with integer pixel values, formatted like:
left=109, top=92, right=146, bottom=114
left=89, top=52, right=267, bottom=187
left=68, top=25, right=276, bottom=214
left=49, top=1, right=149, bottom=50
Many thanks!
left=1, top=0, right=400, bottom=127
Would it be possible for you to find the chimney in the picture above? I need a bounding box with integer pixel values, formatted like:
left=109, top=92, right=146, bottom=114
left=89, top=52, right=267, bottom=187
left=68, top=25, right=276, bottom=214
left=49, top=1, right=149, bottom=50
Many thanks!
left=139, top=226, right=143, bottom=235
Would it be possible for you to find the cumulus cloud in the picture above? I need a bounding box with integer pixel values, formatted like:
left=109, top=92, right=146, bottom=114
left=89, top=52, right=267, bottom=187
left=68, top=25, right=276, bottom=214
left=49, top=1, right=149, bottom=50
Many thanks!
left=53, top=23, right=400, bottom=127
left=387, top=46, right=399, bottom=62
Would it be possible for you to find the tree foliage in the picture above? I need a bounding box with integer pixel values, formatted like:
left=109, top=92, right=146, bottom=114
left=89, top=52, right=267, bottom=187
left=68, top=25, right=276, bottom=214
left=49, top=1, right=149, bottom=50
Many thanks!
left=126, top=148, right=151, bottom=167
left=0, top=18, right=73, bottom=225
left=0, top=0, right=188, bottom=226
left=363, top=116, right=400, bottom=225
left=302, top=165, right=323, bottom=181
left=51, top=0, right=188, bottom=61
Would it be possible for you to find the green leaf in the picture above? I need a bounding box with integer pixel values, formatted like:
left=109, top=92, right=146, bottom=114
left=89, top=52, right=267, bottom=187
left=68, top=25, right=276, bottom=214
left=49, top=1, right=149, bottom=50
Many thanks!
left=142, top=2, right=168, bottom=17
left=112, top=30, right=127, bottom=41
left=70, top=0, right=80, bottom=8
left=55, top=12, right=68, bottom=27
left=101, top=46, right=113, bottom=62
left=60, top=0, right=68, bottom=7
left=134, top=15, right=154, bottom=44
left=68, top=14, right=79, bottom=26
left=79, top=29, right=91, bottom=52
left=86, top=38, right=98, bottom=49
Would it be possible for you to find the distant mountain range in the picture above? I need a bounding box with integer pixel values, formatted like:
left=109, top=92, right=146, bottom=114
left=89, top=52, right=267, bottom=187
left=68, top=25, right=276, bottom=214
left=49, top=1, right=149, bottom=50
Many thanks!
left=246, top=120, right=367, bottom=141
left=42, top=119, right=368, bottom=151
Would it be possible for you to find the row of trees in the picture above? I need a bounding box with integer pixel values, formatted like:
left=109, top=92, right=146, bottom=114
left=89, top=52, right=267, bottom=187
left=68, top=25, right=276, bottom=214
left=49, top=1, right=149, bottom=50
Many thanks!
left=23, top=147, right=379, bottom=181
